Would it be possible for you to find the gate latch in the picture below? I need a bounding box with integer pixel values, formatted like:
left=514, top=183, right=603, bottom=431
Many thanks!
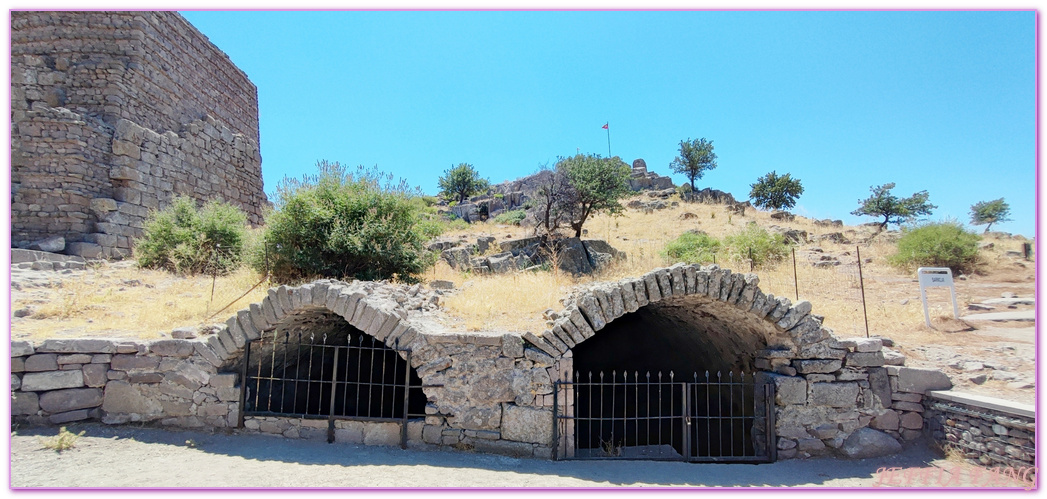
left=685, top=416, right=692, bottom=425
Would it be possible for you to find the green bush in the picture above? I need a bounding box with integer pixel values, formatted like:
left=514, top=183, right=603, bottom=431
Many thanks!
left=889, top=221, right=980, bottom=274
left=721, top=223, right=790, bottom=267
left=663, top=231, right=721, bottom=264
left=134, top=196, right=248, bottom=275
left=262, top=161, right=435, bottom=283
left=493, top=209, right=527, bottom=226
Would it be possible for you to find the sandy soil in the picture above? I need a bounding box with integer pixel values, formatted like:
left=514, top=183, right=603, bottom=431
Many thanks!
left=8, top=423, right=1034, bottom=490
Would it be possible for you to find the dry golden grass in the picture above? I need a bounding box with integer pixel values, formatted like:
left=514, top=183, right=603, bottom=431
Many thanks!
left=13, top=264, right=270, bottom=340
left=432, top=194, right=1034, bottom=341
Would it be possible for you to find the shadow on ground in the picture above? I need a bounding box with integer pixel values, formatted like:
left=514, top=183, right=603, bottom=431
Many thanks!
left=14, top=422, right=944, bottom=488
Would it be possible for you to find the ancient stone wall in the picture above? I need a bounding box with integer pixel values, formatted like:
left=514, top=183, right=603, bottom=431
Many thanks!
left=923, top=391, right=1035, bottom=470
left=11, top=267, right=961, bottom=462
left=11, top=11, right=266, bottom=257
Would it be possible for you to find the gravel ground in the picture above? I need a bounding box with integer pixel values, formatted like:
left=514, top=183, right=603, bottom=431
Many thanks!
left=9, top=423, right=1033, bottom=490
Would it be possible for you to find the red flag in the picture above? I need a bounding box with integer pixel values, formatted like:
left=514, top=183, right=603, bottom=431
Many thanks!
left=602, top=123, right=609, bottom=129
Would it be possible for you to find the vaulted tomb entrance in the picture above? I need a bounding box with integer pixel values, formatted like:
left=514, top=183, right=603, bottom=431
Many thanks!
left=556, top=295, right=778, bottom=462
left=236, top=308, right=427, bottom=445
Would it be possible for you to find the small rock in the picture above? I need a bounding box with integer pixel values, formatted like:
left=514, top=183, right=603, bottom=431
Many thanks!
left=1007, top=381, right=1034, bottom=390
left=430, top=280, right=455, bottom=290
left=968, top=374, right=987, bottom=385
left=967, top=303, right=995, bottom=311
left=29, top=236, right=66, bottom=253
left=899, top=299, right=909, bottom=306
left=1001, top=292, right=1018, bottom=298
left=171, top=327, right=197, bottom=340
left=13, top=308, right=33, bottom=318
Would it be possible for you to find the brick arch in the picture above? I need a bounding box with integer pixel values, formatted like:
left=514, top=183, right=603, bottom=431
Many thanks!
left=211, top=280, right=421, bottom=369
left=523, top=263, right=833, bottom=360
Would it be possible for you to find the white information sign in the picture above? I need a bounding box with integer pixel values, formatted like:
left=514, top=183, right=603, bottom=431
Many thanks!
left=917, top=267, right=960, bottom=328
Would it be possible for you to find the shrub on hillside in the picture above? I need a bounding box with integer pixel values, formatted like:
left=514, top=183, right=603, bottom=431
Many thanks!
left=493, top=209, right=527, bottom=226
left=134, top=196, right=249, bottom=275
left=721, top=223, right=791, bottom=267
left=262, top=161, right=435, bottom=283
left=663, top=231, right=721, bottom=264
left=888, top=221, right=980, bottom=274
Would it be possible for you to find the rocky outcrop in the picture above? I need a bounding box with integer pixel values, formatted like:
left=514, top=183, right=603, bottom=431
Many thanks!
left=627, top=159, right=674, bottom=191
left=436, top=235, right=626, bottom=275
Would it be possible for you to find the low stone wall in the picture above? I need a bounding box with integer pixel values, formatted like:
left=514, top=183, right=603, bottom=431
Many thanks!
left=923, top=390, right=1035, bottom=470
left=12, top=337, right=236, bottom=428
left=11, top=270, right=961, bottom=462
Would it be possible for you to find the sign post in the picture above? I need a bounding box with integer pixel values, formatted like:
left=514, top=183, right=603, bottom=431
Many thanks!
left=917, top=267, right=960, bottom=328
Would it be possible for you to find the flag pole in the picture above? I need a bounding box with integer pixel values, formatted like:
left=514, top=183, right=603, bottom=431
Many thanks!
left=604, top=122, right=611, bottom=158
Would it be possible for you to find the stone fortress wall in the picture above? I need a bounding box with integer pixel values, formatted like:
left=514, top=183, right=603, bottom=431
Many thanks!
left=11, top=11, right=267, bottom=258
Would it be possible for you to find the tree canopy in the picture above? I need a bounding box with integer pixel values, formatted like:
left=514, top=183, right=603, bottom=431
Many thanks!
left=555, top=154, right=632, bottom=238
left=969, top=198, right=1012, bottom=232
left=851, top=183, right=936, bottom=229
left=438, top=163, right=489, bottom=204
left=749, top=171, right=804, bottom=211
left=669, top=137, right=717, bottom=192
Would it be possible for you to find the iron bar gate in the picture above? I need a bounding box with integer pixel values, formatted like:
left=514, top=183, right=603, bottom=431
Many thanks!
left=238, top=330, right=425, bottom=447
left=553, top=370, right=775, bottom=463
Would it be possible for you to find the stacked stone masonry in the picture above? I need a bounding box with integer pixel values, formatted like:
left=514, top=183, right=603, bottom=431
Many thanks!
left=12, top=11, right=267, bottom=257
left=12, top=264, right=965, bottom=462
left=923, top=391, right=1035, bottom=471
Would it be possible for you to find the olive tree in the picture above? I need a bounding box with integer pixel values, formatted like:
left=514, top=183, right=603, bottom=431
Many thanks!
left=851, top=183, right=936, bottom=229
left=749, top=171, right=804, bottom=211
left=438, top=163, right=489, bottom=204
left=669, top=137, right=717, bottom=192
left=969, top=198, right=1012, bottom=232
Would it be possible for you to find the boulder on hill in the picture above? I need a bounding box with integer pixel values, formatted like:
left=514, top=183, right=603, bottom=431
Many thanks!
left=437, top=235, right=625, bottom=276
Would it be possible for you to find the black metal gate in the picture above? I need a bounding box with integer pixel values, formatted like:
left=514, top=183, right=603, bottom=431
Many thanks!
left=553, top=370, right=775, bottom=463
left=238, top=330, right=425, bottom=447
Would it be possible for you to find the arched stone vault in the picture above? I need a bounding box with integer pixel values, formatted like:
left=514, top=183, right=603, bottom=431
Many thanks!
left=522, top=262, right=835, bottom=369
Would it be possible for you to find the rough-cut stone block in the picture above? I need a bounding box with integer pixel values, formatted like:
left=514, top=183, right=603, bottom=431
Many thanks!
left=558, top=318, right=585, bottom=345
left=249, top=303, right=268, bottom=331
left=899, top=412, right=923, bottom=430
left=39, top=387, right=104, bottom=413
left=605, top=285, right=625, bottom=319
left=810, top=382, right=860, bottom=407
left=643, top=272, right=662, bottom=303
left=523, top=332, right=560, bottom=357
left=577, top=294, right=606, bottom=331
left=777, top=300, right=812, bottom=330
left=363, top=422, right=402, bottom=446
left=845, top=352, right=885, bottom=367
left=50, top=409, right=93, bottom=424
left=128, top=373, right=163, bottom=384
left=796, top=340, right=848, bottom=360
left=655, top=269, right=673, bottom=299
left=767, top=297, right=792, bottom=322
left=24, top=353, right=59, bottom=372
left=502, top=404, right=553, bottom=444
left=82, top=364, right=108, bottom=387
left=723, top=272, right=743, bottom=303
left=619, top=280, right=639, bottom=313
left=21, top=370, right=85, bottom=391
left=870, top=410, right=900, bottom=431
left=502, top=334, right=524, bottom=358
left=276, top=285, right=294, bottom=313
left=206, top=335, right=230, bottom=361
left=720, top=269, right=737, bottom=301
left=683, top=265, right=698, bottom=294
left=631, top=279, right=649, bottom=307
left=891, top=401, right=924, bottom=413
left=233, top=311, right=254, bottom=344
left=37, top=339, right=117, bottom=354
left=895, top=367, right=954, bottom=394
left=668, top=264, right=686, bottom=296
left=12, top=392, right=39, bottom=415
left=735, top=274, right=759, bottom=309
left=693, top=267, right=710, bottom=295
left=541, top=330, right=569, bottom=353
left=110, top=354, right=160, bottom=371
left=266, top=289, right=286, bottom=318
left=568, top=307, right=595, bottom=339
left=759, top=372, right=806, bottom=405
left=11, top=341, right=34, bottom=357
left=794, top=359, right=842, bottom=374
left=150, top=339, right=195, bottom=358
left=840, top=428, right=902, bottom=458
left=193, top=342, right=223, bottom=368
left=549, top=325, right=575, bottom=348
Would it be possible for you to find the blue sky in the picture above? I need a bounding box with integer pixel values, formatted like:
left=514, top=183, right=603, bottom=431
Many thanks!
left=180, top=10, right=1035, bottom=236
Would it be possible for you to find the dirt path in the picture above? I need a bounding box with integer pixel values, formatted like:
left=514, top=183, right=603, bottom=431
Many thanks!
left=9, top=423, right=1032, bottom=489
